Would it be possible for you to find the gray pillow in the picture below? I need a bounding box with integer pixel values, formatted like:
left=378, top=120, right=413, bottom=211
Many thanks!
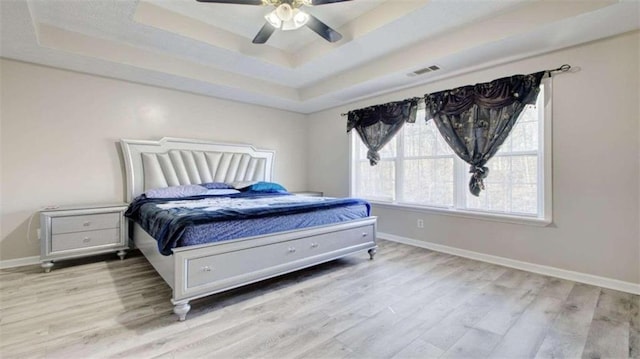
left=145, top=184, right=208, bottom=198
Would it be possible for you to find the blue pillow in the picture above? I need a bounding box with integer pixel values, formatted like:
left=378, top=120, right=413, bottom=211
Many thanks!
left=200, top=182, right=234, bottom=190
left=145, top=184, right=208, bottom=198
left=247, top=181, right=288, bottom=193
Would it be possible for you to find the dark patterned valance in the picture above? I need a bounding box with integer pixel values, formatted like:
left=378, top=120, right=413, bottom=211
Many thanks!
left=424, top=71, right=545, bottom=116
left=345, top=65, right=568, bottom=196
left=347, top=98, right=420, bottom=165
left=424, top=71, right=546, bottom=195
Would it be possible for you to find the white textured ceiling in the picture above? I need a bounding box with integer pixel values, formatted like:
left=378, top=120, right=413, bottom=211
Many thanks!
left=1, top=0, right=639, bottom=113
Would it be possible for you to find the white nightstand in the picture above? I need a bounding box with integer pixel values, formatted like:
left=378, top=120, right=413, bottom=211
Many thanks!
left=40, top=203, right=129, bottom=273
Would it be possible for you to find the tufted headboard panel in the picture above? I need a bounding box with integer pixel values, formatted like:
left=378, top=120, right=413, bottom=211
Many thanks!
left=120, top=138, right=274, bottom=202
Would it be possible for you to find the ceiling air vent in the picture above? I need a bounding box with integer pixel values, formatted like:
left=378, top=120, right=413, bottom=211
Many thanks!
left=408, top=65, right=441, bottom=77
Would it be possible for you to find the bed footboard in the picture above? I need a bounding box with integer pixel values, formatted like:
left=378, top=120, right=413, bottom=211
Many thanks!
left=169, top=217, right=376, bottom=320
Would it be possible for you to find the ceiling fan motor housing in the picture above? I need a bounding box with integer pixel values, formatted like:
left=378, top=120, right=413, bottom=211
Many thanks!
left=276, top=3, right=293, bottom=21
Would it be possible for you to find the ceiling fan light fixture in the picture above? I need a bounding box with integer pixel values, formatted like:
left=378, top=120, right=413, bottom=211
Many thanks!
left=294, top=10, right=309, bottom=24
left=281, top=9, right=309, bottom=30
left=266, top=4, right=309, bottom=31
left=264, top=10, right=282, bottom=28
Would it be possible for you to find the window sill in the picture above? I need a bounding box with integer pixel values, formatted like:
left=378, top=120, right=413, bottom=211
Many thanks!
left=368, top=201, right=552, bottom=227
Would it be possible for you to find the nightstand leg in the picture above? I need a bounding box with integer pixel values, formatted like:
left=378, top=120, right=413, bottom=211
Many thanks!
left=41, top=261, right=54, bottom=273
left=116, top=250, right=127, bottom=260
left=368, top=248, right=377, bottom=260
left=173, top=301, right=191, bottom=321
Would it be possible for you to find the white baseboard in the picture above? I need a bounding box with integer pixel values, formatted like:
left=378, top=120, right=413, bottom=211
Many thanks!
left=378, top=232, right=640, bottom=295
left=0, top=256, right=40, bottom=269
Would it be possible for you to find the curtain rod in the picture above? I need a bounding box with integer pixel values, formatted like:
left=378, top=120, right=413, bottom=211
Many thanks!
left=548, top=64, right=571, bottom=73
left=340, top=64, right=572, bottom=116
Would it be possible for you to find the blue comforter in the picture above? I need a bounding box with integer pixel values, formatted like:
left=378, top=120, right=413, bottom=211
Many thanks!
left=125, top=192, right=371, bottom=255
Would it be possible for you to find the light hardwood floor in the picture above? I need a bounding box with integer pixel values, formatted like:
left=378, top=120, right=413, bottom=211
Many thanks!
left=1, top=240, right=637, bottom=358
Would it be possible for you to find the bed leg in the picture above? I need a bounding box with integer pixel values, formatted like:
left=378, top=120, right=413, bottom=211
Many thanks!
left=368, top=248, right=377, bottom=260
left=116, top=250, right=127, bottom=261
left=41, top=261, right=54, bottom=273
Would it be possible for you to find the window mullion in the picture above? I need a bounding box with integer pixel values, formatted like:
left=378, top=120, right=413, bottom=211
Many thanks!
left=454, top=156, right=466, bottom=210
left=349, top=132, right=355, bottom=196
left=539, top=80, right=550, bottom=218
left=403, top=153, right=455, bottom=160
left=493, top=150, right=539, bottom=157
left=508, top=156, right=514, bottom=213
left=396, top=128, right=404, bottom=203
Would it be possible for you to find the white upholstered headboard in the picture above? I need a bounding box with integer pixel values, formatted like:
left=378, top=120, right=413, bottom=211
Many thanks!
left=120, top=137, right=275, bottom=202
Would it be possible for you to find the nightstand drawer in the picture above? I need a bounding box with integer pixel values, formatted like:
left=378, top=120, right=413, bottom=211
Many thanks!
left=52, top=213, right=120, bottom=234
left=51, top=228, right=121, bottom=252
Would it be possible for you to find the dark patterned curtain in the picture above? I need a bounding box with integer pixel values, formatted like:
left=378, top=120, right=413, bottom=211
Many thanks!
left=347, top=98, right=420, bottom=165
left=424, top=71, right=546, bottom=196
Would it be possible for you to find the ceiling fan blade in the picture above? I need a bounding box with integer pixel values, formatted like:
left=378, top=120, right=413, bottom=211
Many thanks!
left=306, top=15, right=342, bottom=42
left=196, top=0, right=263, bottom=5
left=252, top=23, right=276, bottom=44
left=311, top=0, right=352, bottom=5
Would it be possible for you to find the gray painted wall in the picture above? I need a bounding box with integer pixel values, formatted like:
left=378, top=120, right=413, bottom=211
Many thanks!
left=0, top=59, right=308, bottom=260
left=307, top=32, right=640, bottom=284
left=1, top=32, right=638, bottom=286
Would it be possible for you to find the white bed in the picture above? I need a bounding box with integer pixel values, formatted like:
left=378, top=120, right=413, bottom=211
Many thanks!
left=120, top=137, right=377, bottom=321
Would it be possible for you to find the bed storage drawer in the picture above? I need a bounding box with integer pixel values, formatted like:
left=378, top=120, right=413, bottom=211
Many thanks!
left=183, top=223, right=375, bottom=292
left=304, top=224, right=373, bottom=255
left=186, top=241, right=302, bottom=288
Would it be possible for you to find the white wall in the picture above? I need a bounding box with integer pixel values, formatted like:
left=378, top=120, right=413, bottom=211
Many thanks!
left=307, top=32, right=640, bottom=284
left=0, top=59, right=307, bottom=260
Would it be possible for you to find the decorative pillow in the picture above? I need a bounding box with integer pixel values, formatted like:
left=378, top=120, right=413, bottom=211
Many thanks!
left=145, top=184, right=208, bottom=199
left=200, top=182, right=234, bottom=190
left=204, top=189, right=241, bottom=196
left=246, top=181, right=288, bottom=193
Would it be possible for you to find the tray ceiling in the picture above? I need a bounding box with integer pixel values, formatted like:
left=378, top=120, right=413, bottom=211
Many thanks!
left=1, top=0, right=638, bottom=113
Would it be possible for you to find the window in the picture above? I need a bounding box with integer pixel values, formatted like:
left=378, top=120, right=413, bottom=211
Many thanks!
left=351, top=82, right=551, bottom=224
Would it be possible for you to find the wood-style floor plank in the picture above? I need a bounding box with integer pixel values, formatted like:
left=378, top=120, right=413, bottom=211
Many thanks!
left=534, top=283, right=602, bottom=358
left=0, top=240, right=637, bottom=359
left=440, top=328, right=502, bottom=358
left=581, top=289, right=633, bottom=358
left=489, top=295, right=565, bottom=358
left=630, top=295, right=640, bottom=358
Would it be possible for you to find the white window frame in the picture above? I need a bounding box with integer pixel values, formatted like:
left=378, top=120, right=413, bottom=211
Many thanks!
left=349, top=78, right=553, bottom=226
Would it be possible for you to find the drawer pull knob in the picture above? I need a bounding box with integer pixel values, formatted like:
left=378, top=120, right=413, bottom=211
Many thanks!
left=201, top=266, right=212, bottom=272
left=83, top=221, right=91, bottom=227
left=362, top=232, right=368, bottom=237
left=83, top=237, right=91, bottom=243
left=288, top=247, right=296, bottom=253
left=310, top=243, right=319, bottom=248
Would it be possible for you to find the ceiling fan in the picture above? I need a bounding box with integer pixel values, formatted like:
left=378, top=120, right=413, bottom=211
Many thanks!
left=196, top=0, right=351, bottom=44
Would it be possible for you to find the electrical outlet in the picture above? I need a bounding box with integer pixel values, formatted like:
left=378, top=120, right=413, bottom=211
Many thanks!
left=417, top=219, right=424, bottom=228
